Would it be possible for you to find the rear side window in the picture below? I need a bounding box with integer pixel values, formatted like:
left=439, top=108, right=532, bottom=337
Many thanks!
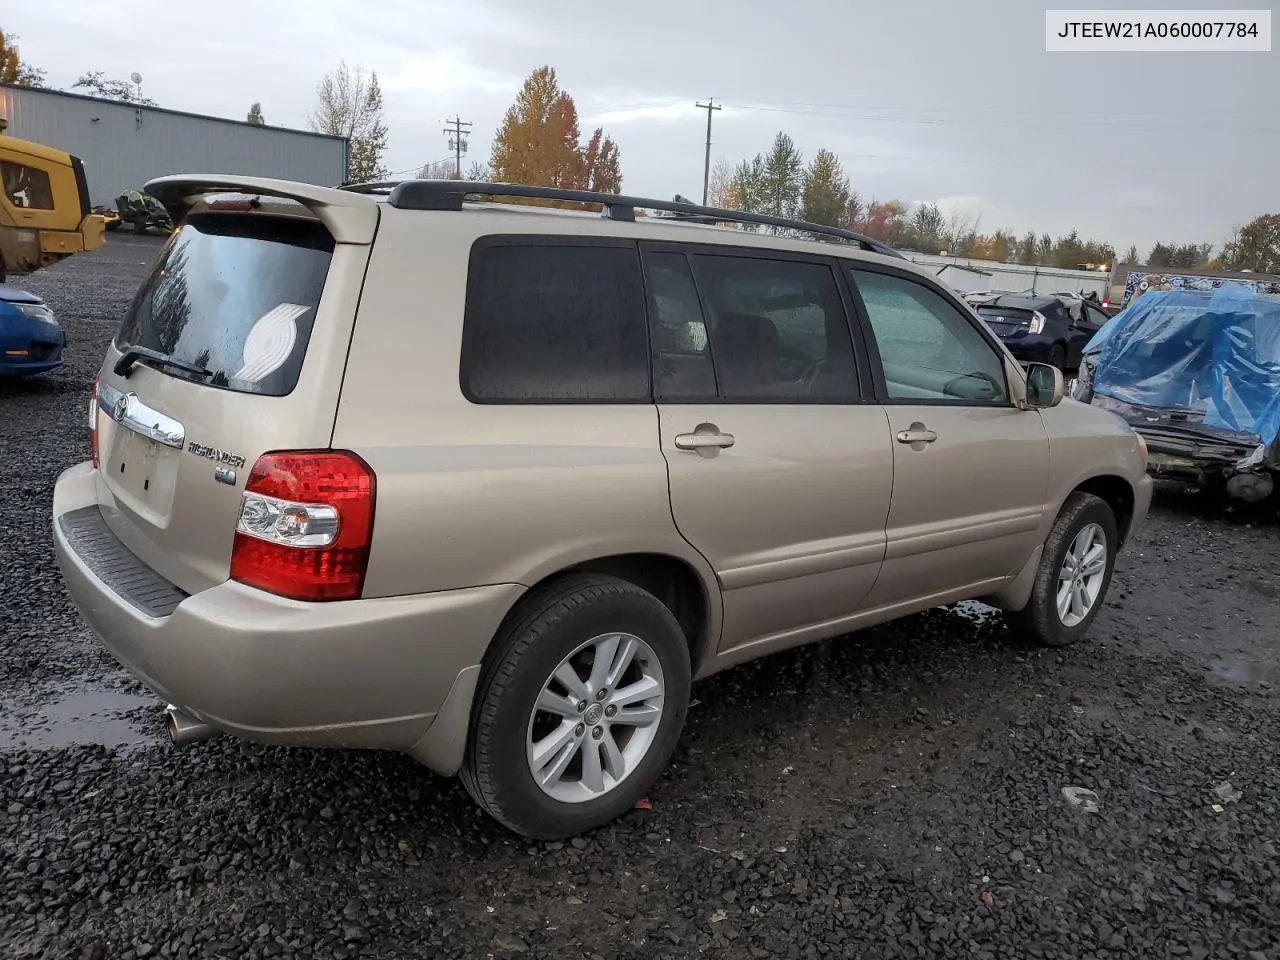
left=650, top=252, right=859, bottom=402
left=115, top=214, right=333, bottom=396
left=461, top=242, right=649, bottom=402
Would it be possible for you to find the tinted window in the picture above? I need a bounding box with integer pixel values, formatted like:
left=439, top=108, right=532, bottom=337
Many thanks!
left=1, top=161, right=54, bottom=210
left=646, top=252, right=717, bottom=399
left=462, top=243, right=649, bottom=402
left=851, top=269, right=1008, bottom=403
left=115, top=214, right=333, bottom=396
left=691, top=254, right=859, bottom=402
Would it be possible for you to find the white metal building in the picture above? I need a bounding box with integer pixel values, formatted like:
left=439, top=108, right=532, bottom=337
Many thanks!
left=0, top=83, right=348, bottom=207
left=903, top=252, right=1110, bottom=297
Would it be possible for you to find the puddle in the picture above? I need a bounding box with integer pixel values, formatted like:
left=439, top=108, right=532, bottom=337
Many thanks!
left=1207, top=656, right=1280, bottom=687
left=950, top=600, right=1003, bottom=625
left=0, top=685, right=159, bottom=751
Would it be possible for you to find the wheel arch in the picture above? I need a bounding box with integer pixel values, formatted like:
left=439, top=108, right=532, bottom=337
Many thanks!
left=520, top=552, right=721, bottom=677
left=1069, top=473, right=1136, bottom=547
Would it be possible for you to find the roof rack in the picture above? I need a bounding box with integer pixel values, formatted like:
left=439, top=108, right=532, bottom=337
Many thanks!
left=338, top=179, right=904, bottom=259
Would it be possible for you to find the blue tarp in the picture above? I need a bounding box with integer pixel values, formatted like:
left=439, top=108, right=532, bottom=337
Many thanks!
left=1082, top=285, right=1280, bottom=444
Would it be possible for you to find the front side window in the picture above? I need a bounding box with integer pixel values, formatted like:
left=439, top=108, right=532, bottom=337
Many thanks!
left=462, top=243, right=649, bottom=402
left=1, top=161, right=54, bottom=210
left=688, top=254, right=859, bottom=402
left=850, top=269, right=1008, bottom=403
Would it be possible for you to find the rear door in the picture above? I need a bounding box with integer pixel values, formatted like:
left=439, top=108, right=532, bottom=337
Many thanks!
left=94, top=199, right=374, bottom=593
left=646, top=244, right=893, bottom=653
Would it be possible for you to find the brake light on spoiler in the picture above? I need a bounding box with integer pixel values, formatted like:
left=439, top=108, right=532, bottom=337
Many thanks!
left=230, top=451, right=376, bottom=601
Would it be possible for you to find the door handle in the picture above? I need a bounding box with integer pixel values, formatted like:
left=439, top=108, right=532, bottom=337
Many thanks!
left=895, top=424, right=938, bottom=445
left=674, top=428, right=735, bottom=450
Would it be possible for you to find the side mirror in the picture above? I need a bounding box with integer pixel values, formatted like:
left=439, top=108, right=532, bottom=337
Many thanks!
left=1025, top=362, right=1064, bottom=408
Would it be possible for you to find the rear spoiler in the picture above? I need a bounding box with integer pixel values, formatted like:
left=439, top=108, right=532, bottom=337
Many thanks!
left=145, top=175, right=380, bottom=244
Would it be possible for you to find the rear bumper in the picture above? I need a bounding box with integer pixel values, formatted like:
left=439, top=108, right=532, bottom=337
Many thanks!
left=52, top=461, right=522, bottom=765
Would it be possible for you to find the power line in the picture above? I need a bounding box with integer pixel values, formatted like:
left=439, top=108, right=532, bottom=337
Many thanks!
left=442, top=116, right=473, bottom=178
left=696, top=98, right=722, bottom=205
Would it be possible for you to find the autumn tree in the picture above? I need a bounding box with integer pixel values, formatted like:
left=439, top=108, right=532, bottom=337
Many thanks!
left=729, top=155, right=766, bottom=224
left=247, top=102, right=265, bottom=125
left=707, top=158, right=734, bottom=209
left=799, top=149, right=850, bottom=228
left=309, top=61, right=389, bottom=184
left=74, top=70, right=155, bottom=104
left=489, top=66, right=622, bottom=207
left=580, top=127, right=622, bottom=195
left=970, top=230, right=1013, bottom=262
left=1, top=29, right=44, bottom=86
left=990, top=230, right=1013, bottom=263
left=856, top=200, right=910, bottom=246
left=1222, top=214, right=1280, bottom=274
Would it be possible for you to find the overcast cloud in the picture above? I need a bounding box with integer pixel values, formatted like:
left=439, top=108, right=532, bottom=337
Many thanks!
left=7, top=0, right=1276, bottom=252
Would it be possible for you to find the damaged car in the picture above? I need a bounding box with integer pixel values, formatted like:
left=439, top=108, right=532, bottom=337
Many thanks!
left=1071, top=285, right=1280, bottom=502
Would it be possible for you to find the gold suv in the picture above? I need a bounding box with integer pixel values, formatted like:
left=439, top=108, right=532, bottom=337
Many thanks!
left=52, top=176, right=1152, bottom=839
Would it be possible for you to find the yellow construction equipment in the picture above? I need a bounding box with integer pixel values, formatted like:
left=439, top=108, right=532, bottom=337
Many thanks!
left=0, top=116, right=106, bottom=283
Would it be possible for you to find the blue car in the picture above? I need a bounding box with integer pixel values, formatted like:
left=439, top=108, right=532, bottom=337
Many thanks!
left=0, top=285, right=66, bottom=377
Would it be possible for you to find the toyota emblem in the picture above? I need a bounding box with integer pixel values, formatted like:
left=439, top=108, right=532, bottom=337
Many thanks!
left=114, top=394, right=130, bottom=422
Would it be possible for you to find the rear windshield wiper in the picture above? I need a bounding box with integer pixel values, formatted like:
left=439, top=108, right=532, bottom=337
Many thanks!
left=114, top=345, right=214, bottom=380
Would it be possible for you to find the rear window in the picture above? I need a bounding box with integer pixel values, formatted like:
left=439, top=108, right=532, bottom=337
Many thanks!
left=460, top=240, right=649, bottom=402
left=114, top=213, right=334, bottom=396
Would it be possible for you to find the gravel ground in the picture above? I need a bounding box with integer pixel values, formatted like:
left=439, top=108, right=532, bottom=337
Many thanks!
left=2, top=235, right=1279, bottom=959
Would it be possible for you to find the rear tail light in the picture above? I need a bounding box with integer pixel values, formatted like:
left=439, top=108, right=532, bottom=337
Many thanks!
left=1028, top=311, right=1047, bottom=335
left=230, top=451, right=376, bottom=601
left=1102, top=295, right=1110, bottom=308
left=89, top=374, right=100, bottom=469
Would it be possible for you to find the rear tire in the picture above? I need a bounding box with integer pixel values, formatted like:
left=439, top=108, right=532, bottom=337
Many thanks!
left=460, top=574, right=691, bottom=840
left=1048, top=344, right=1067, bottom=370
left=1007, top=492, right=1117, bottom=647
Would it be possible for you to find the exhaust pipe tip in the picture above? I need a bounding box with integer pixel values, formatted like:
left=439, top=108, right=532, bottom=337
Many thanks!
left=165, top=705, right=219, bottom=746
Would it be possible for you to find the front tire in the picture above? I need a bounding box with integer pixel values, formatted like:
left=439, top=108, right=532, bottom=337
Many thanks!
left=1007, top=492, right=1118, bottom=647
left=461, top=574, right=692, bottom=840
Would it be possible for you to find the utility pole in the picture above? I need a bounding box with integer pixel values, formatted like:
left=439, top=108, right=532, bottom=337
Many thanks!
left=442, top=116, right=472, bottom=179
left=696, top=98, right=722, bottom=206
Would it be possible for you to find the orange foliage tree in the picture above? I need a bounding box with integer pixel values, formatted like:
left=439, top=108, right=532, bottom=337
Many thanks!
left=489, top=66, right=622, bottom=208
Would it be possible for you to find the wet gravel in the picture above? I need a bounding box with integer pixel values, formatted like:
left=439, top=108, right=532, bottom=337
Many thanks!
left=3, top=235, right=1279, bottom=959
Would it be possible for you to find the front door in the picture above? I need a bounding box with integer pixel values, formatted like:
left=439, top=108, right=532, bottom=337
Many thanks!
left=846, top=266, right=1050, bottom=608
left=644, top=245, right=894, bottom=652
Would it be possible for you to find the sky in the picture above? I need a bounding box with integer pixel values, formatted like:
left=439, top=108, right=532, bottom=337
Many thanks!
left=6, top=0, right=1276, bottom=254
